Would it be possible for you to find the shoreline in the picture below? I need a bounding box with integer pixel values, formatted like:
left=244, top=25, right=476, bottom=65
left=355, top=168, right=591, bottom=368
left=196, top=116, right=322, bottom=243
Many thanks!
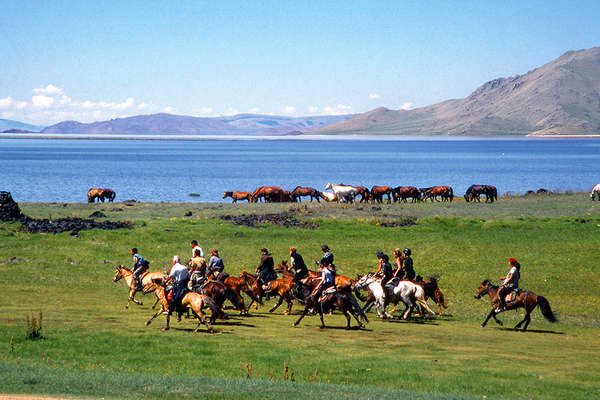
left=2, top=133, right=600, bottom=141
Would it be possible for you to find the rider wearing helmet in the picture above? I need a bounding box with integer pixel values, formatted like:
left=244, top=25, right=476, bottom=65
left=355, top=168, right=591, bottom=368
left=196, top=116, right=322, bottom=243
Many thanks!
left=375, top=251, right=393, bottom=300
left=393, top=248, right=415, bottom=281
left=496, top=257, right=521, bottom=312
left=311, top=262, right=335, bottom=311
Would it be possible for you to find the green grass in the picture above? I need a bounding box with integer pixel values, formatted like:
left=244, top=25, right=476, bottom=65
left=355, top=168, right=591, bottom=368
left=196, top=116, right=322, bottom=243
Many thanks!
left=1, top=193, right=599, bottom=399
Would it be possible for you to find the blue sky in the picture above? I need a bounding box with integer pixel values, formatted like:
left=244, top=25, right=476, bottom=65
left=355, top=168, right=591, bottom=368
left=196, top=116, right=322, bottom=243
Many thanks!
left=1, top=0, right=598, bottom=125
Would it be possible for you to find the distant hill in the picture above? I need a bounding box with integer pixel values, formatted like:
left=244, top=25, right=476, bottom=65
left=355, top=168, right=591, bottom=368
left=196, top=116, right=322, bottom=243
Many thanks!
left=313, top=47, right=600, bottom=136
left=42, top=113, right=354, bottom=135
left=0, top=119, right=43, bottom=132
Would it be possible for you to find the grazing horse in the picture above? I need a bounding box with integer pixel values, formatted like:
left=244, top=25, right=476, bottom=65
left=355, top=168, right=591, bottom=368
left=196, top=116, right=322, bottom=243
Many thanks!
left=145, top=285, right=217, bottom=333
left=392, top=186, right=421, bottom=203
left=320, top=192, right=337, bottom=202
left=421, top=186, right=454, bottom=202
left=293, top=277, right=368, bottom=329
left=87, top=188, right=103, bottom=203
left=324, top=183, right=360, bottom=203
left=370, top=186, right=394, bottom=203
left=223, top=191, right=253, bottom=203
left=291, top=186, right=321, bottom=202
left=112, top=265, right=167, bottom=309
left=591, top=184, right=600, bottom=200
left=474, top=279, right=557, bottom=331
left=354, top=273, right=435, bottom=319
left=355, top=186, right=371, bottom=203
left=464, top=185, right=497, bottom=203
left=252, top=186, right=284, bottom=203
left=100, top=188, right=116, bottom=202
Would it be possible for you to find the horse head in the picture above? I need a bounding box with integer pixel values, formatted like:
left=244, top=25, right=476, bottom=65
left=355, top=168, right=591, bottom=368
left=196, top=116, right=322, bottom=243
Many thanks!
left=113, top=265, right=124, bottom=282
left=353, top=273, right=374, bottom=289
left=474, top=279, right=492, bottom=299
left=223, top=191, right=233, bottom=199
left=324, top=183, right=333, bottom=190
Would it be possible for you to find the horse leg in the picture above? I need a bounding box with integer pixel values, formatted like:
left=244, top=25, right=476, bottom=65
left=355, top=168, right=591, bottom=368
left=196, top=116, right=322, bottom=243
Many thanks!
left=152, top=293, right=160, bottom=309
left=293, top=305, right=310, bottom=327
left=269, top=296, right=284, bottom=313
left=342, top=308, right=352, bottom=330
left=285, top=296, right=293, bottom=315
left=192, top=308, right=213, bottom=333
left=481, top=309, right=498, bottom=327
left=162, top=312, right=171, bottom=331
left=318, top=303, right=326, bottom=329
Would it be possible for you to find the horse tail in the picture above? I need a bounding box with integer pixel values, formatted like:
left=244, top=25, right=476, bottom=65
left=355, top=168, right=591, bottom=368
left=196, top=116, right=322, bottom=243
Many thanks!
left=537, top=295, right=557, bottom=323
left=349, top=292, right=369, bottom=323
left=494, top=187, right=498, bottom=201
left=202, top=294, right=221, bottom=318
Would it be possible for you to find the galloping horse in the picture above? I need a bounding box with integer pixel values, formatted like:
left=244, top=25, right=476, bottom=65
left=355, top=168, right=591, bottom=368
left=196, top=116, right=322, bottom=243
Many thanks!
left=464, top=185, right=497, bottom=203
left=474, top=279, right=557, bottom=331
left=293, top=276, right=368, bottom=329
left=217, top=273, right=263, bottom=313
left=370, top=186, right=394, bottom=203
left=145, top=285, right=218, bottom=333
left=112, top=265, right=167, bottom=309
left=291, top=186, right=321, bottom=202
left=591, top=183, right=600, bottom=201
left=223, top=191, right=253, bottom=203
left=354, top=273, right=435, bottom=319
left=324, top=183, right=360, bottom=203
left=414, top=276, right=448, bottom=316
left=392, top=186, right=421, bottom=203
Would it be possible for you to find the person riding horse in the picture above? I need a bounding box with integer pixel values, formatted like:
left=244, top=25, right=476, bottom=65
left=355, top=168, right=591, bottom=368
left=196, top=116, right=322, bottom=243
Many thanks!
left=190, top=240, right=204, bottom=258
left=256, top=248, right=277, bottom=299
left=188, top=248, right=208, bottom=291
left=375, top=251, right=393, bottom=301
left=496, top=257, right=521, bottom=312
left=130, top=247, right=149, bottom=291
left=311, top=262, right=335, bottom=311
left=166, top=255, right=191, bottom=315
left=208, top=248, right=227, bottom=282
left=318, top=244, right=335, bottom=275
left=290, top=247, right=308, bottom=298
left=393, top=248, right=415, bottom=281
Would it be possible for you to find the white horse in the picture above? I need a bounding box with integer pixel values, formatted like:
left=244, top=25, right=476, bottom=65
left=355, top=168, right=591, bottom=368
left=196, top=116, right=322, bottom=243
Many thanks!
left=321, top=191, right=337, bottom=202
left=324, top=183, right=360, bottom=203
left=354, top=273, right=435, bottom=320
left=591, top=184, right=600, bottom=200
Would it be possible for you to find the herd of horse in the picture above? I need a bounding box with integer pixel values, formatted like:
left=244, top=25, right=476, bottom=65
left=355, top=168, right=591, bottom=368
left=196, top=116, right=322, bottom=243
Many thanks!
left=112, top=258, right=555, bottom=333
left=87, top=188, right=116, bottom=203
left=223, top=184, right=499, bottom=204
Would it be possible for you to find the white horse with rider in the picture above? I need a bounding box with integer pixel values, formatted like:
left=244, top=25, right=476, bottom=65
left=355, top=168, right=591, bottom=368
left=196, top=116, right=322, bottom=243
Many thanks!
left=354, top=273, right=435, bottom=320
left=590, top=183, right=600, bottom=200
left=324, top=183, right=360, bottom=203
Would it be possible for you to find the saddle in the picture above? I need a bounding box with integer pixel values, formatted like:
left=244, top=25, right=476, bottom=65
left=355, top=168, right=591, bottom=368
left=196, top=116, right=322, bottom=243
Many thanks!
left=504, top=288, right=521, bottom=304
left=318, top=286, right=337, bottom=303
left=263, top=280, right=276, bottom=292
left=386, top=277, right=401, bottom=288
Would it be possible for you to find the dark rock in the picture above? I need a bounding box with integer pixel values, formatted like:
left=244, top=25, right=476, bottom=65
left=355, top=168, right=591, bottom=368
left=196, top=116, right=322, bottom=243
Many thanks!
left=89, top=211, right=107, bottom=218
left=184, top=211, right=192, bottom=217
left=220, top=213, right=318, bottom=229
left=0, top=191, right=23, bottom=221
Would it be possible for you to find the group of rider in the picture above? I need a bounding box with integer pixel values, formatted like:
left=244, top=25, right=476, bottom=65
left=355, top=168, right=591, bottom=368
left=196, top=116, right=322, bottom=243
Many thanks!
left=130, top=241, right=522, bottom=317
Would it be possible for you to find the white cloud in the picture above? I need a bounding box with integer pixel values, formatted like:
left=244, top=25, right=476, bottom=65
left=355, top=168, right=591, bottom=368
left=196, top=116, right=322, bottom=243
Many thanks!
left=2, top=111, right=15, bottom=119
left=308, top=105, right=319, bottom=114
left=15, top=101, right=28, bottom=109
left=163, top=106, right=175, bottom=113
left=281, top=106, right=296, bottom=114
left=0, top=96, right=14, bottom=109
left=248, top=107, right=260, bottom=114
left=368, top=93, right=380, bottom=99
left=197, top=106, right=213, bottom=115
left=400, top=102, right=414, bottom=110
left=323, top=104, right=352, bottom=115
left=32, top=95, right=55, bottom=108
left=80, top=100, right=96, bottom=109
left=32, top=84, right=63, bottom=95
left=58, top=95, right=71, bottom=106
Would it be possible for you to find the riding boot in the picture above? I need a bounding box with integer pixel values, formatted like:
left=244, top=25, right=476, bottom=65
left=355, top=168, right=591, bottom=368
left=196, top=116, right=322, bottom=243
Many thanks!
left=135, top=277, right=143, bottom=291
left=495, top=296, right=506, bottom=313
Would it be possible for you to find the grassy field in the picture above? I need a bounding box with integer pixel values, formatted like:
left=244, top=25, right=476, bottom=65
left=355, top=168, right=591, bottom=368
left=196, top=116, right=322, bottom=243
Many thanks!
left=1, top=193, right=599, bottom=399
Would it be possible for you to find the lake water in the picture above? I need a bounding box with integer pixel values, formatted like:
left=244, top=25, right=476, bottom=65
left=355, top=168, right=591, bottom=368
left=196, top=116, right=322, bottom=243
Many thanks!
left=1, top=136, right=599, bottom=202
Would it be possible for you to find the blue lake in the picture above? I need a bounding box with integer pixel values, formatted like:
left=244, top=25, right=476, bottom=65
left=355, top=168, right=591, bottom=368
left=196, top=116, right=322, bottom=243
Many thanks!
left=1, top=137, right=599, bottom=202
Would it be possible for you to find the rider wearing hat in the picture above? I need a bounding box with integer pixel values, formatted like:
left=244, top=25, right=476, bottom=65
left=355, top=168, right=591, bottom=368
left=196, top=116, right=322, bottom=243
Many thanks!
left=375, top=251, right=393, bottom=300
left=256, top=247, right=277, bottom=299
left=290, top=247, right=308, bottom=297
left=318, top=244, right=335, bottom=275
left=496, top=257, right=521, bottom=312
left=393, top=248, right=415, bottom=281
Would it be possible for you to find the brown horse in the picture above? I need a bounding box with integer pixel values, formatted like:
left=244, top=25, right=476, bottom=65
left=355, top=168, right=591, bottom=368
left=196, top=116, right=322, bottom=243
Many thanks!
left=392, top=186, right=421, bottom=203
left=223, top=191, right=253, bottom=203
left=252, top=186, right=284, bottom=203
left=474, top=279, right=557, bottom=331
left=145, top=285, right=217, bottom=333
left=261, top=278, right=297, bottom=315
left=291, top=186, right=321, bottom=202
left=212, top=272, right=263, bottom=313
left=112, top=265, right=167, bottom=309
left=370, top=186, right=393, bottom=203
left=464, top=185, right=497, bottom=203
left=421, top=186, right=454, bottom=202
left=87, top=188, right=103, bottom=203
left=100, top=188, right=116, bottom=202
left=292, top=276, right=368, bottom=329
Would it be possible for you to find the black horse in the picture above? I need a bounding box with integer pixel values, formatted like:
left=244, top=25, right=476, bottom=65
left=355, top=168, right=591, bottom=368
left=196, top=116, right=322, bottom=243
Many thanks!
left=464, top=185, right=497, bottom=203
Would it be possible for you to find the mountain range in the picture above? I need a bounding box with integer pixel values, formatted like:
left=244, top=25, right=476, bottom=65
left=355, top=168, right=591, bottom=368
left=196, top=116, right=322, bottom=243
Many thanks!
left=315, top=47, right=600, bottom=136
left=0, top=119, right=44, bottom=133
left=41, top=113, right=354, bottom=135
left=4, top=47, right=600, bottom=136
